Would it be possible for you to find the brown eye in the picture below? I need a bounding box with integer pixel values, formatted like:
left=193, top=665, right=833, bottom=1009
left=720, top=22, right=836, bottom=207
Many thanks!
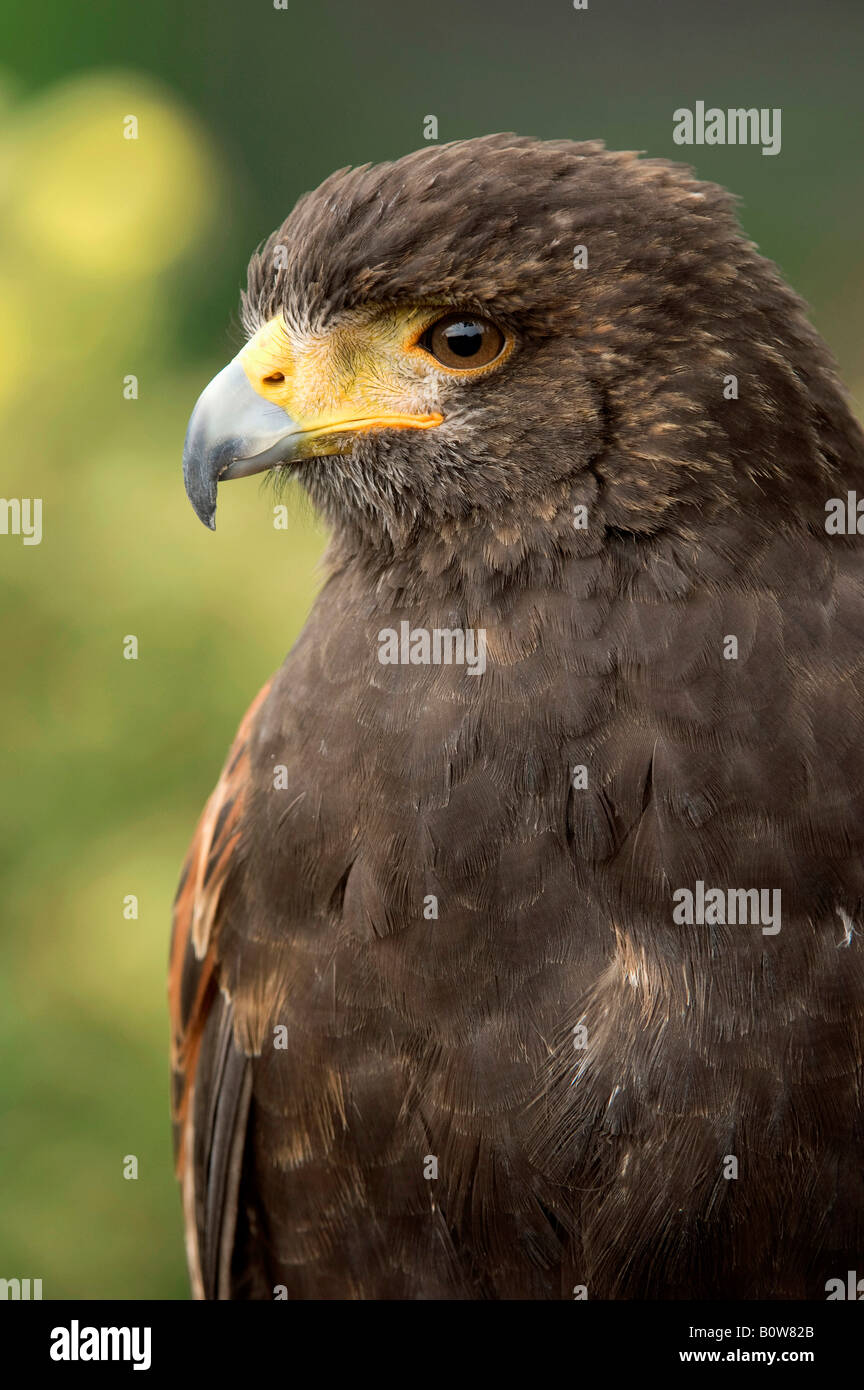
left=419, top=313, right=506, bottom=370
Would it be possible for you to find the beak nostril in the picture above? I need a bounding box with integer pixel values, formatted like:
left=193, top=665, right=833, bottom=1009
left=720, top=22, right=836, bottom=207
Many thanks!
left=262, top=372, right=284, bottom=385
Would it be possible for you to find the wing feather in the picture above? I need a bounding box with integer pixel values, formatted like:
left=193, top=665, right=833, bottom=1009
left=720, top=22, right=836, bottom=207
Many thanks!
left=169, top=680, right=271, bottom=1298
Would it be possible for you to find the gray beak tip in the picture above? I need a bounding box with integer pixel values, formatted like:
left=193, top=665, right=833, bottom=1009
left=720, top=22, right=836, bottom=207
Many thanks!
left=182, top=438, right=220, bottom=530
left=182, top=355, right=299, bottom=531
left=193, top=493, right=218, bottom=530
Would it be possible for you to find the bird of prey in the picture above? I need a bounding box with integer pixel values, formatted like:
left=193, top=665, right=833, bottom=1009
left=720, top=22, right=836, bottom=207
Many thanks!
left=172, top=134, right=864, bottom=1300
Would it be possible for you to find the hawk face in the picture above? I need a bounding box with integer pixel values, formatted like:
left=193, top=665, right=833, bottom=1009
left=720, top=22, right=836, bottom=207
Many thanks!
left=183, top=144, right=610, bottom=540
left=183, top=133, right=854, bottom=565
left=213, top=297, right=605, bottom=543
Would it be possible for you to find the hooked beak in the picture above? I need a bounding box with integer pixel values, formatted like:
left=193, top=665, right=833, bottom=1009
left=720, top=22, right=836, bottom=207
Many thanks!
left=182, top=356, right=310, bottom=530
left=182, top=321, right=445, bottom=529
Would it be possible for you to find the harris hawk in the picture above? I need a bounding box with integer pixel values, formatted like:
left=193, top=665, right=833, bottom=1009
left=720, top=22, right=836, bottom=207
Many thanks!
left=172, top=134, right=864, bottom=1300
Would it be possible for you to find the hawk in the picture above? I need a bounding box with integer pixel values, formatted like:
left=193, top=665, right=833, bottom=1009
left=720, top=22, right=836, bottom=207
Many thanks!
left=172, top=134, right=864, bottom=1299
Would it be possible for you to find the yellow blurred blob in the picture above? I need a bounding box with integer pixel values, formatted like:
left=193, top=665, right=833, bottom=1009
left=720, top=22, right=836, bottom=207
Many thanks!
left=9, top=72, right=216, bottom=278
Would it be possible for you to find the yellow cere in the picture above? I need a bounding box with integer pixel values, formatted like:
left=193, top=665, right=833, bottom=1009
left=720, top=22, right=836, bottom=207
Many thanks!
left=239, top=311, right=445, bottom=438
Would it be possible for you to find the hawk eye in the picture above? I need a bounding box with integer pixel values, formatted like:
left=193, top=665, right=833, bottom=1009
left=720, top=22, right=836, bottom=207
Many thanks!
left=419, top=313, right=506, bottom=370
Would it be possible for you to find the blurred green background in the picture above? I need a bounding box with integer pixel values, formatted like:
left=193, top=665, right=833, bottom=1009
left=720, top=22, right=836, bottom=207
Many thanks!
left=0, top=0, right=862, bottom=1298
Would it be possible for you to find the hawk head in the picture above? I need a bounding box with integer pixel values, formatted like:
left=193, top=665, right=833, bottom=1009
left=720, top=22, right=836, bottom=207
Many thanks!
left=183, top=134, right=859, bottom=565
